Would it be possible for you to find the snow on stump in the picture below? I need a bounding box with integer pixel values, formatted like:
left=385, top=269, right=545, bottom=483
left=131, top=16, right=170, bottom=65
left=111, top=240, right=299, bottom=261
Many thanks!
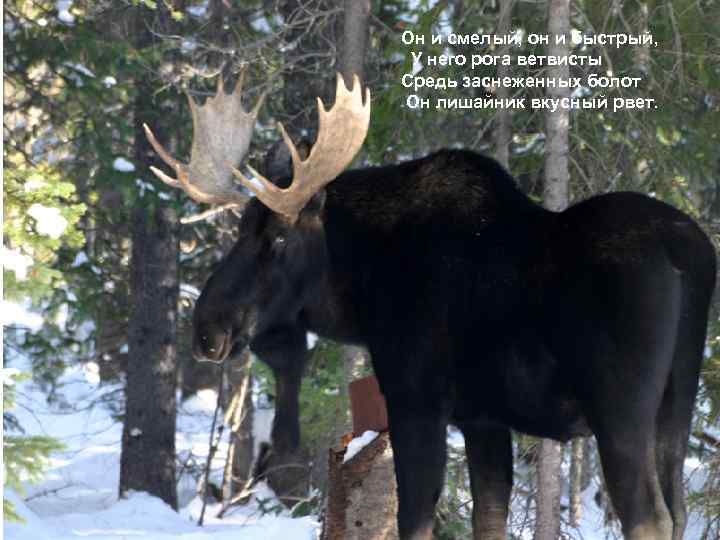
left=322, top=375, right=398, bottom=540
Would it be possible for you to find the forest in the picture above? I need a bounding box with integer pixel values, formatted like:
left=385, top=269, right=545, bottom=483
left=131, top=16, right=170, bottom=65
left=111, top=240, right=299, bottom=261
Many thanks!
left=3, top=1, right=720, bottom=539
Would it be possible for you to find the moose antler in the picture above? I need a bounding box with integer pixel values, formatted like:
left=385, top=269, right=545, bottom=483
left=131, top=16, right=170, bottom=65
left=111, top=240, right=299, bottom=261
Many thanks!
left=232, top=73, right=371, bottom=222
left=143, top=69, right=266, bottom=209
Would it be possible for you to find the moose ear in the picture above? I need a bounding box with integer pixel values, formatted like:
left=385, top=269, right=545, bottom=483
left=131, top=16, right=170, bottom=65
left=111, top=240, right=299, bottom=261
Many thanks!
left=294, top=139, right=312, bottom=161
left=263, top=141, right=292, bottom=187
left=302, top=190, right=326, bottom=217
left=263, top=138, right=313, bottom=189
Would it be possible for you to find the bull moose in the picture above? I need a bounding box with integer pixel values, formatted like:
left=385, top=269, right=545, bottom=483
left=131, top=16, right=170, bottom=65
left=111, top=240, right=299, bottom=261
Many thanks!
left=144, top=73, right=716, bottom=540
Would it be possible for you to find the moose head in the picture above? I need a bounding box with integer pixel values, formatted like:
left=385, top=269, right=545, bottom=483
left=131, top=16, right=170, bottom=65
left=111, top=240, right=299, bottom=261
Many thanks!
left=144, top=72, right=370, bottom=366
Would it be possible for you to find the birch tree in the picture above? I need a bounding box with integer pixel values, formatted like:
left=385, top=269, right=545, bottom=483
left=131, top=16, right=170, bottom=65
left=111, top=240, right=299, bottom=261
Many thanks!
left=535, top=0, right=570, bottom=538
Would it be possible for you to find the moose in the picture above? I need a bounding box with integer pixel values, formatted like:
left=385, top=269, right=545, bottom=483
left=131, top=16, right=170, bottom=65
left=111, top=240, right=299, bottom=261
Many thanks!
left=144, top=73, right=716, bottom=540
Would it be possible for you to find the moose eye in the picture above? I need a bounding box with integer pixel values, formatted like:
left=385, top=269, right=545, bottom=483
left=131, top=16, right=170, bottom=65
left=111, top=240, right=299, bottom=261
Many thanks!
left=274, top=235, right=286, bottom=246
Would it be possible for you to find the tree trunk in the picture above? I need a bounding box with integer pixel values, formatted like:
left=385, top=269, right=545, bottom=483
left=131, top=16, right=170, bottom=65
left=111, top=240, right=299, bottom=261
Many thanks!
left=338, top=0, right=371, bottom=85
left=334, top=0, right=373, bottom=466
left=535, top=439, right=563, bottom=540
left=120, top=183, right=179, bottom=510
left=535, top=1, right=570, bottom=538
left=543, top=0, right=571, bottom=212
left=322, top=432, right=398, bottom=540
left=493, top=0, right=515, bottom=169
left=119, top=3, right=182, bottom=510
left=569, top=437, right=584, bottom=527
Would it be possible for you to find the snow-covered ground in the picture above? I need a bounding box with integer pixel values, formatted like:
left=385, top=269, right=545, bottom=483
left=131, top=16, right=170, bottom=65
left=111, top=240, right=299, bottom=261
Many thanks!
left=3, top=357, right=318, bottom=540
left=3, top=341, right=713, bottom=540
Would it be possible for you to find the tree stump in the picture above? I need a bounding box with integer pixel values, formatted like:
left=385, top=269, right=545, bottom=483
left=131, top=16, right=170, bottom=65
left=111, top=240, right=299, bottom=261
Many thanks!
left=322, top=432, right=398, bottom=539
left=322, top=375, right=398, bottom=539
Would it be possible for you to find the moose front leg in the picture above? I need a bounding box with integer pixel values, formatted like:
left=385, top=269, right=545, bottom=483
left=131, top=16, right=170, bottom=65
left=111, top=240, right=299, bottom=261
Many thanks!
left=249, top=326, right=309, bottom=502
left=250, top=325, right=309, bottom=453
left=386, top=400, right=449, bottom=540
left=459, top=421, right=513, bottom=540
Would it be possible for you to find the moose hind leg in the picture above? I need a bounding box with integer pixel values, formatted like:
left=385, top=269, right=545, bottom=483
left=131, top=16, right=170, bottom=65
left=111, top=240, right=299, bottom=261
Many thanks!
left=387, top=403, right=449, bottom=540
left=655, top=291, right=707, bottom=540
left=596, top=429, right=673, bottom=540
left=655, top=384, right=691, bottom=540
left=460, top=422, right=512, bottom=540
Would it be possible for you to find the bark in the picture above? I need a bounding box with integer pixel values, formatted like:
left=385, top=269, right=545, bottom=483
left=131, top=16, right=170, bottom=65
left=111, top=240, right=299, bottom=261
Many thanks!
left=119, top=2, right=182, bottom=511
left=580, top=437, right=594, bottom=492
left=221, top=348, right=254, bottom=504
left=535, top=1, right=571, bottom=537
left=569, top=437, right=584, bottom=527
left=543, top=0, right=571, bottom=212
left=336, top=345, right=370, bottom=440
left=332, top=0, right=372, bottom=476
left=322, top=432, right=398, bottom=540
left=338, top=0, right=371, bottom=85
left=534, top=440, right=563, bottom=540
left=120, top=189, right=180, bottom=510
left=493, top=0, right=515, bottom=169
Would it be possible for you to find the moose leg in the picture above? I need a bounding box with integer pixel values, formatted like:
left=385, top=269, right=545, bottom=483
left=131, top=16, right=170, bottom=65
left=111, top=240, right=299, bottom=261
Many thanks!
left=387, top=401, right=449, bottom=540
left=655, top=389, right=691, bottom=540
left=460, top=421, right=512, bottom=540
left=655, top=292, right=707, bottom=540
left=595, top=426, right=673, bottom=540
left=249, top=326, right=309, bottom=503
left=250, top=325, right=309, bottom=453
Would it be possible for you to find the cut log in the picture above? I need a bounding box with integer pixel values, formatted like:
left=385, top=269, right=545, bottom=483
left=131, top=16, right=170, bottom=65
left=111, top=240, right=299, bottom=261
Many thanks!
left=322, top=431, right=398, bottom=539
left=323, top=374, right=397, bottom=539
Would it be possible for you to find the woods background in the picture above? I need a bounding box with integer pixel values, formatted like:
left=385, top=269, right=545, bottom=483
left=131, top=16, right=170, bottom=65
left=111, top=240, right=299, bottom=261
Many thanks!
left=3, top=0, right=720, bottom=538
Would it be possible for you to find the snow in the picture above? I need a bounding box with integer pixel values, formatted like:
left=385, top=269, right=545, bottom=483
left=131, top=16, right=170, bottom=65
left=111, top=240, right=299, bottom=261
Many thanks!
left=180, top=283, right=202, bottom=299
left=3, top=354, right=319, bottom=540
left=135, top=177, right=156, bottom=197
left=71, top=251, right=89, bottom=267
left=65, top=63, right=95, bottom=78
left=186, top=2, right=209, bottom=18
left=5, top=489, right=318, bottom=540
left=2, top=301, right=44, bottom=331
left=3, top=246, right=34, bottom=281
left=249, top=15, right=283, bottom=33
left=182, top=39, right=198, bottom=53
left=113, top=157, right=136, bottom=172
left=446, top=426, right=465, bottom=449
left=23, top=177, right=47, bottom=191
left=412, top=55, right=424, bottom=76
left=27, top=203, right=69, bottom=238
left=57, top=1, right=75, bottom=24
left=244, top=174, right=266, bottom=193
left=3, top=313, right=714, bottom=540
left=55, top=302, right=70, bottom=328
left=343, top=430, right=379, bottom=463
left=62, top=63, right=95, bottom=86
